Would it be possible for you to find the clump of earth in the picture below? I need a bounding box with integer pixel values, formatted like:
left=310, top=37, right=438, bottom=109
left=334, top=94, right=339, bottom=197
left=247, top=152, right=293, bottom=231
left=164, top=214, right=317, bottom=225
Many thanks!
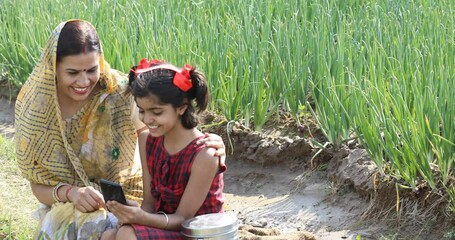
left=199, top=110, right=454, bottom=240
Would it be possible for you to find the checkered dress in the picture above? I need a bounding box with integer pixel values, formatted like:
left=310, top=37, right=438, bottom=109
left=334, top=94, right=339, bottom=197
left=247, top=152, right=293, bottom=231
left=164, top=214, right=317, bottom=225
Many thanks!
left=133, top=135, right=225, bottom=239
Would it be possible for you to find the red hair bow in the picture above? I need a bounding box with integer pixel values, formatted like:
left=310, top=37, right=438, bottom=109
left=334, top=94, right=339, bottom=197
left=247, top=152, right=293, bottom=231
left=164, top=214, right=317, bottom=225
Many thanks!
left=173, top=64, right=192, bottom=92
left=132, top=58, right=163, bottom=76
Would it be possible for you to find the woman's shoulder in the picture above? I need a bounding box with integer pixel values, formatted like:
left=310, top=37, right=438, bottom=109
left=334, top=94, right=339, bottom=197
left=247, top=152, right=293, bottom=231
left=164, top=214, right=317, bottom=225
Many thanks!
left=110, top=69, right=129, bottom=89
left=103, top=69, right=131, bottom=101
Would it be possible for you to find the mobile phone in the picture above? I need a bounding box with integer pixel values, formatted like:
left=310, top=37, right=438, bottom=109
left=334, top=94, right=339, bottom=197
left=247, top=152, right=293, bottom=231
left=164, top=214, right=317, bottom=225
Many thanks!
left=99, top=179, right=127, bottom=205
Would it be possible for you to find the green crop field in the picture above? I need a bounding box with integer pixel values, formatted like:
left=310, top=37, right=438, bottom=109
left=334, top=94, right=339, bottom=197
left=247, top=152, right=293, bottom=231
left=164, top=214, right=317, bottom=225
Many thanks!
left=2, top=0, right=455, bottom=238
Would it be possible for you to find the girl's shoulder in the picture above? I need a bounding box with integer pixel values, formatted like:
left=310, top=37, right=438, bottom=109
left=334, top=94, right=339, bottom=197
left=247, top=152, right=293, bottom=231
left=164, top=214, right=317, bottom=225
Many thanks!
left=193, top=147, right=218, bottom=167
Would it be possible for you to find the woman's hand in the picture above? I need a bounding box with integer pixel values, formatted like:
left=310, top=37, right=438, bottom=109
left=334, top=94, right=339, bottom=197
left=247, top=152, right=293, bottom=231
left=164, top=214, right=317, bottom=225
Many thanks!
left=68, top=186, right=105, bottom=213
left=196, top=133, right=227, bottom=167
left=106, top=200, right=141, bottom=226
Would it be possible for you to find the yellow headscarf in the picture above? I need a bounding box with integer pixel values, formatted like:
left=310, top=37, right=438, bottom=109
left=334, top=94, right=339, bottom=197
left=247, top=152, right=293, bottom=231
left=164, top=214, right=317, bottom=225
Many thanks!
left=15, top=19, right=142, bottom=200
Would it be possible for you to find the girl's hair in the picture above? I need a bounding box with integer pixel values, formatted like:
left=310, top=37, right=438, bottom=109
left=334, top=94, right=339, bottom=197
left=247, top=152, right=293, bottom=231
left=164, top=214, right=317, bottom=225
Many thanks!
left=56, top=20, right=101, bottom=62
left=128, top=63, right=209, bottom=129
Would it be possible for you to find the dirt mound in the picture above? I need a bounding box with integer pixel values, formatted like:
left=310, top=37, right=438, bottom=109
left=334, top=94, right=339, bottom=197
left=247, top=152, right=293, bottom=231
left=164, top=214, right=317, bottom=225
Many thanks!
left=200, top=111, right=453, bottom=240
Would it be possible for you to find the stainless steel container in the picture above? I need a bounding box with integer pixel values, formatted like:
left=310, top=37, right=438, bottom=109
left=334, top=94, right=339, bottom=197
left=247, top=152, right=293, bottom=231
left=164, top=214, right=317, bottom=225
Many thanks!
left=181, top=213, right=239, bottom=240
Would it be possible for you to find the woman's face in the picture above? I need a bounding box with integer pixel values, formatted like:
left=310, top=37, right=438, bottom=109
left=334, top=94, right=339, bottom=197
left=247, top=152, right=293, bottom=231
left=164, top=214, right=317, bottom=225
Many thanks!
left=56, top=52, right=100, bottom=106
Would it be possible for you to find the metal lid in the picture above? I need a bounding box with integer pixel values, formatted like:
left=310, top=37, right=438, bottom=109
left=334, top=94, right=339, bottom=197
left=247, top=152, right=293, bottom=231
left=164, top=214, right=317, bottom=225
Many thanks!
left=181, top=213, right=238, bottom=238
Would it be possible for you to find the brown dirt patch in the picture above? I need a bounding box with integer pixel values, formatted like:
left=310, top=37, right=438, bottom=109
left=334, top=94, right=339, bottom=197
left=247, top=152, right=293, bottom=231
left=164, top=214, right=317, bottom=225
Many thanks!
left=199, top=110, right=454, bottom=240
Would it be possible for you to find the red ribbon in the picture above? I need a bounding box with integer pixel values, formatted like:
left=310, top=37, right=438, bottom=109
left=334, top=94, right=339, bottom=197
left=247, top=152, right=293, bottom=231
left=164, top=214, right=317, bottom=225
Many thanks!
left=132, top=58, right=163, bottom=76
left=132, top=58, right=193, bottom=92
left=173, top=64, right=192, bottom=92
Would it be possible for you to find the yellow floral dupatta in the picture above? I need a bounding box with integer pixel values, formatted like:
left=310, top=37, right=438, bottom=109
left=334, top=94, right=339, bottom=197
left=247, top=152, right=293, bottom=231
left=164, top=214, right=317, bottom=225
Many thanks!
left=14, top=20, right=142, bottom=239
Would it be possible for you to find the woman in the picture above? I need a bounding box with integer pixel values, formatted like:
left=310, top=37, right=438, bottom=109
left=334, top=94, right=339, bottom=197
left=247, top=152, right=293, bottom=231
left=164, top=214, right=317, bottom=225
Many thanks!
left=14, top=19, right=226, bottom=240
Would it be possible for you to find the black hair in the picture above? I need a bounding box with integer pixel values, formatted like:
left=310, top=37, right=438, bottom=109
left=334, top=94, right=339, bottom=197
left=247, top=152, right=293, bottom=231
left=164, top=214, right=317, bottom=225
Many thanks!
left=127, top=63, right=209, bottom=129
left=56, top=20, right=101, bottom=62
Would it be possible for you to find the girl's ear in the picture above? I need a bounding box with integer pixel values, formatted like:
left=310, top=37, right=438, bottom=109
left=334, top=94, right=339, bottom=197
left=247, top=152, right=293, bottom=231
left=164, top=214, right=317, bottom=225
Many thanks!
left=177, top=104, right=188, bottom=116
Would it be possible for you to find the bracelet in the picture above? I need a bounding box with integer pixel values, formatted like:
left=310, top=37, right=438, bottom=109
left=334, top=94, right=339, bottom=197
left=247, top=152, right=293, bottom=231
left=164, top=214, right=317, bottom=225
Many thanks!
left=52, top=183, right=70, bottom=203
left=157, top=211, right=169, bottom=229
left=65, top=186, right=74, bottom=202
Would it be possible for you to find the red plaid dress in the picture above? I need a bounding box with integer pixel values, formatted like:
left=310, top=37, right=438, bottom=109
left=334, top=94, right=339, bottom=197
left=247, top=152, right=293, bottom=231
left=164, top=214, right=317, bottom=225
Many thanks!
left=132, top=135, right=225, bottom=240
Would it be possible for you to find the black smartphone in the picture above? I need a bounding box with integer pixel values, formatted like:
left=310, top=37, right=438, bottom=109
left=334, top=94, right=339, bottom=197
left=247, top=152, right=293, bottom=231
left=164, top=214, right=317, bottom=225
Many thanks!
left=99, top=179, right=127, bottom=205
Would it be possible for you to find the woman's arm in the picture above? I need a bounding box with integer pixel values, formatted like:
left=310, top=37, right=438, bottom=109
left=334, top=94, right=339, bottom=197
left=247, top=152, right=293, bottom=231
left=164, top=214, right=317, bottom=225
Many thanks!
left=196, top=133, right=227, bottom=167
left=30, top=182, right=104, bottom=213
left=30, top=182, right=58, bottom=206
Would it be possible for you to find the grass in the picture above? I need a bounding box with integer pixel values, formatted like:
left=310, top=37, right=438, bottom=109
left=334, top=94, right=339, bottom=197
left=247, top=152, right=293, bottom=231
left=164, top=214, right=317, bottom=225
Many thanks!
left=0, top=0, right=310, bottom=131
left=0, top=135, right=38, bottom=239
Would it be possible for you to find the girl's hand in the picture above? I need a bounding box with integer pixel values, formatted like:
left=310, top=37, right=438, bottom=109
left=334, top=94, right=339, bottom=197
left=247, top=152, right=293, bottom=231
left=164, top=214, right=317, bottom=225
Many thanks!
left=196, top=133, right=226, bottom=167
left=106, top=200, right=142, bottom=225
left=68, top=186, right=105, bottom=213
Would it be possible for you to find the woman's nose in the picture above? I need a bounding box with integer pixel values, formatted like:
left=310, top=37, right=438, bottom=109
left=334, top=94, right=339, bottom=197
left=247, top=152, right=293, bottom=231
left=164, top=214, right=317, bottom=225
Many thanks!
left=78, top=72, right=91, bottom=85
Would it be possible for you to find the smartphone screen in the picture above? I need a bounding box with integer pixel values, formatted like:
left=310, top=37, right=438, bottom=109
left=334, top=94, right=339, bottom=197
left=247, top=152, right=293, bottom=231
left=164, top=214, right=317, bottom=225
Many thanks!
left=99, top=179, right=127, bottom=205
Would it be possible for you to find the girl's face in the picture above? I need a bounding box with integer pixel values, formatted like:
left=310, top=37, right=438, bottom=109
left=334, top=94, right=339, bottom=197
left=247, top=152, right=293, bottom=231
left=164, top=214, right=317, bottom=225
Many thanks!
left=136, top=95, right=187, bottom=137
left=56, top=52, right=100, bottom=106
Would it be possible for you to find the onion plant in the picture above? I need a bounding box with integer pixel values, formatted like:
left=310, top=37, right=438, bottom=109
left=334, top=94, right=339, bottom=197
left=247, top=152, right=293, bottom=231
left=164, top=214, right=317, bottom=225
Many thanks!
left=2, top=0, right=455, bottom=212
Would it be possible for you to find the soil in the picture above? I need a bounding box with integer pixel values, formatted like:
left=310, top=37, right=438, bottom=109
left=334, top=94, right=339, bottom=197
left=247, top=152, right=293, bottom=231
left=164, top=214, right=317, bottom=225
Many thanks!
left=1, top=96, right=452, bottom=240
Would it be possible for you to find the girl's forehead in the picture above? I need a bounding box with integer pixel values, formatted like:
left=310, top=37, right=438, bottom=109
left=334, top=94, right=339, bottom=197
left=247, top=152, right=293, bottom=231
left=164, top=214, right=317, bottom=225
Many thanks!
left=136, top=95, right=165, bottom=107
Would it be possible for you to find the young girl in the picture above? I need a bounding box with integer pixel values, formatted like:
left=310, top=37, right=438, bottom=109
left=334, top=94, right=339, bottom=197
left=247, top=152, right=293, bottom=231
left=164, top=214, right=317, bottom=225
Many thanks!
left=101, top=59, right=225, bottom=239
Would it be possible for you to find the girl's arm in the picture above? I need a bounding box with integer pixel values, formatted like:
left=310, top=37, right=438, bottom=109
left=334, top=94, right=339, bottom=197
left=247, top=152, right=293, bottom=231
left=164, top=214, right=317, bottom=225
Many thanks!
left=166, top=147, right=220, bottom=229
left=138, top=130, right=155, bottom=213
left=107, top=147, right=219, bottom=230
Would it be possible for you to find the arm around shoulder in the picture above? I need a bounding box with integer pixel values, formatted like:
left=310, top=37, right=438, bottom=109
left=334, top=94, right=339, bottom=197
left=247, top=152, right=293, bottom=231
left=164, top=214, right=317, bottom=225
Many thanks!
left=173, top=148, right=220, bottom=221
